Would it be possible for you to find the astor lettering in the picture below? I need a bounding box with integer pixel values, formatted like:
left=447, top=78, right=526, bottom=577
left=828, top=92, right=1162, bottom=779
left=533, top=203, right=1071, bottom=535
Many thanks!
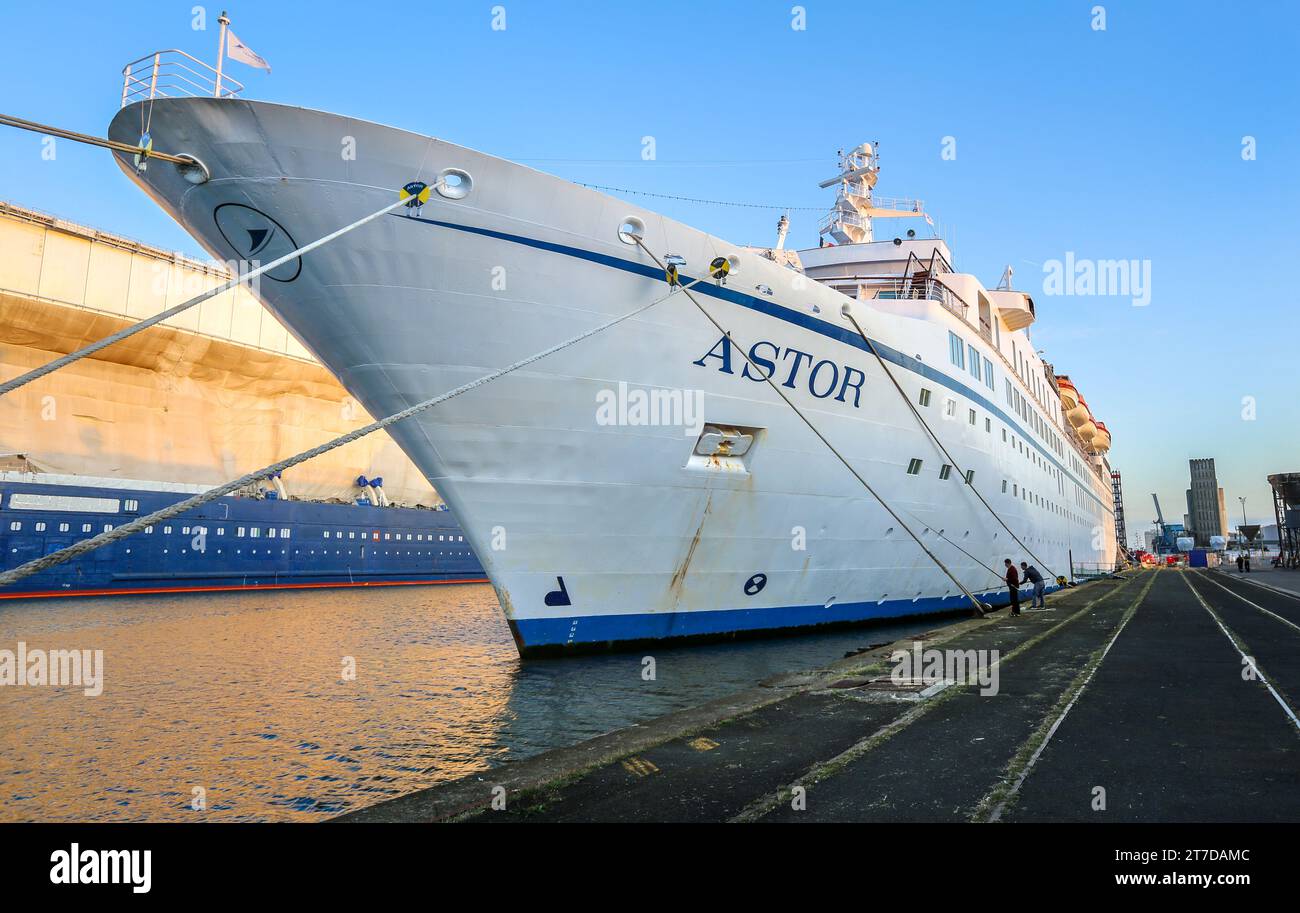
left=692, top=335, right=865, bottom=407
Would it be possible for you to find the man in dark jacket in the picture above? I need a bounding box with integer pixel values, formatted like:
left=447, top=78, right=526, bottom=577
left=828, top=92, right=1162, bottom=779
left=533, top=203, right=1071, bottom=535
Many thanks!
left=1021, top=561, right=1045, bottom=609
left=1004, top=559, right=1021, bottom=616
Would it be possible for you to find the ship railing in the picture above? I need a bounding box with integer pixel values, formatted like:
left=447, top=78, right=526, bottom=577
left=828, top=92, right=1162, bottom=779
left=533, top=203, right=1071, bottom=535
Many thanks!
left=862, top=277, right=969, bottom=320
left=120, top=50, right=244, bottom=108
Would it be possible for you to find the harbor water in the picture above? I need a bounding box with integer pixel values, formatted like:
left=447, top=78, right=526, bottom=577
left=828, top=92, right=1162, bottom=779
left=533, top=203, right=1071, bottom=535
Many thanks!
left=0, top=585, right=957, bottom=822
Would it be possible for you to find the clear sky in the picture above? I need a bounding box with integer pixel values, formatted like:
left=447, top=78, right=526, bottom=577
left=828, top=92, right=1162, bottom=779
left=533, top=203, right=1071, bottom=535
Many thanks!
left=1, top=1, right=1296, bottom=540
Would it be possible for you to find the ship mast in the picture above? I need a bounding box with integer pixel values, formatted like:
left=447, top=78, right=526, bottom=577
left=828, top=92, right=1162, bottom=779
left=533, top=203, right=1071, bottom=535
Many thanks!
left=817, top=142, right=930, bottom=246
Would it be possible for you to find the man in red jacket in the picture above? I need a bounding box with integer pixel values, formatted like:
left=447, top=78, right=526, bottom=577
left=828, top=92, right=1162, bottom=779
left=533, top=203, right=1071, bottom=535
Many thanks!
left=1004, top=558, right=1021, bottom=616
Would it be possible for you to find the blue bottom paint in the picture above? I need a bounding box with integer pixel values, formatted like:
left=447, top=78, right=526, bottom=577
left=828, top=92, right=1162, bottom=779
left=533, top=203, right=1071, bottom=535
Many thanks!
left=512, top=585, right=1063, bottom=653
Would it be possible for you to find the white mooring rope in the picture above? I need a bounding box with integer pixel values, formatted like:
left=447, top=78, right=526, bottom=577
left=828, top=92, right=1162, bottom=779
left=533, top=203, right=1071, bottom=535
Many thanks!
left=842, top=308, right=1061, bottom=582
left=633, top=238, right=990, bottom=616
left=0, top=187, right=435, bottom=399
left=0, top=274, right=706, bottom=588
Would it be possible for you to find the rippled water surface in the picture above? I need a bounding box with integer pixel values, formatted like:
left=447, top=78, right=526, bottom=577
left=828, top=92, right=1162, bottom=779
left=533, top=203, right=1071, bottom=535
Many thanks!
left=0, top=585, right=956, bottom=821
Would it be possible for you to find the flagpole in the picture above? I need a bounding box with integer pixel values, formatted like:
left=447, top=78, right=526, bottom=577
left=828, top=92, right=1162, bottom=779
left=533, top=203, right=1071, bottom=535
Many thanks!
left=214, top=11, right=230, bottom=98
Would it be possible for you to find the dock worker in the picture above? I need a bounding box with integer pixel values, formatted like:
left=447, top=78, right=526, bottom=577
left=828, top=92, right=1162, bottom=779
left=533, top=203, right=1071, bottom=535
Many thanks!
left=1020, top=562, right=1045, bottom=609
left=1004, top=559, right=1021, bottom=617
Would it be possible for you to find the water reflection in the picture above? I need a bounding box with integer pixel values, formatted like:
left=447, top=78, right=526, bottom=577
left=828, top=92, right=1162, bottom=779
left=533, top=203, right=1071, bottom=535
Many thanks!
left=0, top=585, right=954, bottom=821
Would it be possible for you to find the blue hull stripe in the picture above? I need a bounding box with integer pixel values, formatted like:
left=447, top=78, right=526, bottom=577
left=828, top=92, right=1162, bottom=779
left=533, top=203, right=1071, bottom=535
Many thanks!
left=398, top=214, right=1110, bottom=515
left=513, top=586, right=1060, bottom=649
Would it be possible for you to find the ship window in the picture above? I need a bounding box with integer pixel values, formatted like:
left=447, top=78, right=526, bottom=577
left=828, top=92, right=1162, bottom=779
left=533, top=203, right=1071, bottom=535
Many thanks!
left=985, top=417, right=991, bottom=433
left=439, top=535, right=445, bottom=541
left=918, top=388, right=931, bottom=407
left=349, top=532, right=356, bottom=539
left=407, top=534, right=413, bottom=541
left=984, top=360, right=994, bottom=389
left=82, top=524, right=92, bottom=533
left=948, top=332, right=964, bottom=369
left=8, top=521, right=18, bottom=531
left=267, top=528, right=277, bottom=539
left=58, top=523, right=69, bottom=532
left=939, top=464, right=952, bottom=480
left=1002, top=480, right=1008, bottom=493
left=36, top=522, right=47, bottom=531
left=417, top=534, right=423, bottom=541
left=238, top=528, right=247, bottom=537
left=251, top=528, right=261, bottom=538
left=1013, top=484, right=1018, bottom=496
left=216, top=527, right=225, bottom=536
left=968, top=346, right=981, bottom=380
left=1005, top=379, right=1013, bottom=406
left=968, top=408, right=976, bottom=425
left=321, top=531, right=328, bottom=539
left=944, top=398, right=956, bottom=418
left=281, top=529, right=289, bottom=538
left=965, top=469, right=975, bottom=484
left=906, top=458, right=923, bottom=475
left=335, top=531, right=343, bottom=539
left=103, top=524, right=113, bottom=532
left=458, top=536, right=464, bottom=542
left=125, top=499, right=139, bottom=512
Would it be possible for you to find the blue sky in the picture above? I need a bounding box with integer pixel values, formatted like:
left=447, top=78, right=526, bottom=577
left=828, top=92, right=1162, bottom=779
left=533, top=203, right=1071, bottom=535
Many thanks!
left=0, top=1, right=1296, bottom=539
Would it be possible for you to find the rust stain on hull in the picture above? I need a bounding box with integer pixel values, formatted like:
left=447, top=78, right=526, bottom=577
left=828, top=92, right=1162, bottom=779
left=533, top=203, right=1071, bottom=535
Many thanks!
left=667, top=492, right=712, bottom=607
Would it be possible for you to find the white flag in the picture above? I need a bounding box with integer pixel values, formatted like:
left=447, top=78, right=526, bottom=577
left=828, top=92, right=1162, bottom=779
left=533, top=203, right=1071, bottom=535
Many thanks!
left=226, top=30, right=271, bottom=72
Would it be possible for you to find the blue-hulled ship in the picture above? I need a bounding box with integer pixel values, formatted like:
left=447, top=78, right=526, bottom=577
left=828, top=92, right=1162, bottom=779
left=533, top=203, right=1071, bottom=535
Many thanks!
left=0, top=472, right=485, bottom=599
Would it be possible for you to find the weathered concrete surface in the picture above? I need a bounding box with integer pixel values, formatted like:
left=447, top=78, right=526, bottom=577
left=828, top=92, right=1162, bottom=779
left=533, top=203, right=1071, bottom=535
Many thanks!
left=335, top=569, right=1300, bottom=823
left=1004, top=571, right=1300, bottom=821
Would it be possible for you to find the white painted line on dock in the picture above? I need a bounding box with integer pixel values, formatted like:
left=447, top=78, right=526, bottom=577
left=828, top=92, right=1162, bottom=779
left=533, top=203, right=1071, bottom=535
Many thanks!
left=984, top=572, right=1155, bottom=822
left=1197, top=572, right=1300, bottom=635
left=1215, top=570, right=1300, bottom=605
left=1182, top=573, right=1300, bottom=732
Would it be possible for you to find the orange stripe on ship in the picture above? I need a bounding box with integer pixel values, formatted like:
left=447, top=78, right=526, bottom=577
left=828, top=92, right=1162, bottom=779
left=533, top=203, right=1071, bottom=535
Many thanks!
left=0, top=577, right=490, bottom=599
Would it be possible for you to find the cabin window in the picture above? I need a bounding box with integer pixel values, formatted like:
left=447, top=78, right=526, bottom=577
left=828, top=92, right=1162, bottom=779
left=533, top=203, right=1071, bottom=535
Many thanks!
left=968, top=408, right=976, bottom=425
left=35, top=522, right=46, bottom=532
left=8, top=521, right=19, bottom=531
left=906, top=458, right=923, bottom=475
left=939, top=464, right=952, bottom=480
left=1002, top=480, right=1008, bottom=493
left=82, top=524, right=91, bottom=533
left=58, top=523, right=69, bottom=532
left=965, top=469, right=975, bottom=484
left=918, top=388, right=931, bottom=406
left=984, top=360, right=995, bottom=389
left=968, top=346, right=981, bottom=380
left=948, top=332, right=965, bottom=369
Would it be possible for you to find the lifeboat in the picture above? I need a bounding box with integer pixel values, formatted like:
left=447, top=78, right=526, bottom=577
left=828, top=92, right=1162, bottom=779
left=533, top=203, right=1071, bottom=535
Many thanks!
left=1092, top=421, right=1111, bottom=452
left=1071, top=397, right=1097, bottom=441
left=1056, top=375, right=1080, bottom=411
left=1066, top=393, right=1092, bottom=428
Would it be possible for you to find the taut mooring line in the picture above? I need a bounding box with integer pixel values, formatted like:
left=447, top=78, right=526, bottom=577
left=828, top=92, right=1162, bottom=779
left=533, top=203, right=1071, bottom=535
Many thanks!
left=0, top=187, right=435, bottom=399
left=633, top=237, right=989, bottom=616
left=0, top=111, right=192, bottom=164
left=0, top=276, right=704, bottom=588
left=842, top=306, right=1062, bottom=582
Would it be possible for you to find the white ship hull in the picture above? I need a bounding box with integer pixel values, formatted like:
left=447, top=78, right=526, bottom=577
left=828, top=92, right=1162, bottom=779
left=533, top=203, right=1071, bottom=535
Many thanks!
left=109, top=99, right=1116, bottom=654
